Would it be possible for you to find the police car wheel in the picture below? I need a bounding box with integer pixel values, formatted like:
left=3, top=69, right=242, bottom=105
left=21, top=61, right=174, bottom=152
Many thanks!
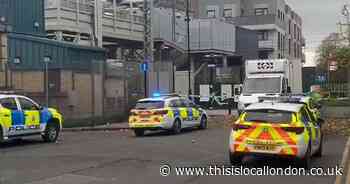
left=298, top=144, right=311, bottom=169
left=42, top=123, right=59, bottom=143
left=0, top=128, right=3, bottom=143
left=199, top=116, right=207, bottom=130
left=314, top=135, right=323, bottom=157
left=229, top=152, right=242, bottom=165
left=134, top=129, right=145, bottom=137
left=172, top=119, right=181, bottom=134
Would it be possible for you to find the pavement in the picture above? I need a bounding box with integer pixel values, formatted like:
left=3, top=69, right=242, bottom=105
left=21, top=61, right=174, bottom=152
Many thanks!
left=0, top=123, right=347, bottom=184
left=62, top=109, right=237, bottom=132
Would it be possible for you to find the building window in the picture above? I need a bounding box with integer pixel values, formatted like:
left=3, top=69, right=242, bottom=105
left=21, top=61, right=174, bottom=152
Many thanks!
left=288, top=39, right=291, bottom=55
left=259, top=51, right=269, bottom=59
left=257, top=31, right=269, bottom=40
left=255, top=8, right=268, bottom=16
left=224, top=8, right=233, bottom=17
left=288, top=20, right=291, bottom=34
left=278, top=10, right=281, bottom=19
left=207, top=9, right=216, bottom=18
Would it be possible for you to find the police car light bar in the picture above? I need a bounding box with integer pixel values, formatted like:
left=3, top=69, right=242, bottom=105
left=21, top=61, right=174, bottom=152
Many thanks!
left=258, top=96, right=302, bottom=103
left=152, top=93, right=181, bottom=97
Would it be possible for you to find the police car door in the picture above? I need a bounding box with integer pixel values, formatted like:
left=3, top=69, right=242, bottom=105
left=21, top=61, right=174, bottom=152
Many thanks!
left=186, top=99, right=201, bottom=126
left=300, top=108, right=316, bottom=153
left=305, top=107, right=321, bottom=154
left=177, top=99, right=191, bottom=127
left=0, top=97, right=23, bottom=136
left=17, top=97, right=41, bottom=133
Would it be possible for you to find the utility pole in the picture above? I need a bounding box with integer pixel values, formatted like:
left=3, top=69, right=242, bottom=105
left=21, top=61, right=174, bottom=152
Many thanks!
left=186, top=0, right=192, bottom=96
left=143, top=0, right=154, bottom=97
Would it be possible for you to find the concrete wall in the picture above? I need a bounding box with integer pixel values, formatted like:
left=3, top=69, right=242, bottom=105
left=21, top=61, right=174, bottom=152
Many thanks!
left=12, top=71, right=44, bottom=92
left=235, top=27, right=258, bottom=60
left=148, top=62, right=174, bottom=96
left=1, top=69, right=125, bottom=122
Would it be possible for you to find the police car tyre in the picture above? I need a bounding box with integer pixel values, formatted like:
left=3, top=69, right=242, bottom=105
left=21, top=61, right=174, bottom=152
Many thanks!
left=172, top=119, right=181, bottom=134
left=134, top=129, right=145, bottom=137
left=0, top=127, right=3, bottom=143
left=199, top=116, right=207, bottom=130
left=298, top=144, right=311, bottom=169
left=42, top=123, right=60, bottom=143
left=229, top=152, right=242, bottom=165
left=314, top=135, right=323, bottom=157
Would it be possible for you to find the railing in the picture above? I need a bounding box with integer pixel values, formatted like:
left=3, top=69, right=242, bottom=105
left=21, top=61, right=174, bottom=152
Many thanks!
left=226, top=14, right=286, bottom=30
left=49, top=0, right=144, bottom=24
left=320, top=82, right=349, bottom=97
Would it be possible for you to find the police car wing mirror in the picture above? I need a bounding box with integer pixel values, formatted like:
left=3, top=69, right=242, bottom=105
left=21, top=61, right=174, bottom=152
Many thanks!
left=315, top=103, right=322, bottom=109
left=287, top=86, right=292, bottom=93
left=38, top=105, right=44, bottom=111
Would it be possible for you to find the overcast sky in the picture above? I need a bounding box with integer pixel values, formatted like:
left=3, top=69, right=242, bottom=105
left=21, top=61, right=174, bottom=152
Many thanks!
left=285, top=0, right=348, bottom=66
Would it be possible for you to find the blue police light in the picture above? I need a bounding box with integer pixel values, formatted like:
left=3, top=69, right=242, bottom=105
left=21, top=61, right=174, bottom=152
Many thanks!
left=153, top=92, right=161, bottom=97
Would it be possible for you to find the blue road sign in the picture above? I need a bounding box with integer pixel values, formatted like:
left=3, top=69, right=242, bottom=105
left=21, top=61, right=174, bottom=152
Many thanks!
left=140, top=62, right=148, bottom=72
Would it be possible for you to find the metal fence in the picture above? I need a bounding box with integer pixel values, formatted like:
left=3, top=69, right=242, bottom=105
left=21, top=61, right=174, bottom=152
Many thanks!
left=320, top=82, right=349, bottom=97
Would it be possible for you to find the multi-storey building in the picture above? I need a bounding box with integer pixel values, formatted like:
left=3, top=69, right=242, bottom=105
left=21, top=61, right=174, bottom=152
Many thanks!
left=192, top=0, right=305, bottom=61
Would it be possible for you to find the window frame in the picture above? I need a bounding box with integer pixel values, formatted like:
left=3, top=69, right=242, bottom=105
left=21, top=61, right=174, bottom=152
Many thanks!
left=0, top=97, right=19, bottom=111
left=223, top=8, right=233, bottom=17
left=257, top=30, right=269, bottom=41
left=254, top=8, right=268, bottom=16
left=17, top=97, right=40, bottom=111
left=207, top=9, right=216, bottom=18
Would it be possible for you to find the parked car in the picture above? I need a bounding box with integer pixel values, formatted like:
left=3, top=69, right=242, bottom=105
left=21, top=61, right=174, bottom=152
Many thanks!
left=0, top=94, right=63, bottom=143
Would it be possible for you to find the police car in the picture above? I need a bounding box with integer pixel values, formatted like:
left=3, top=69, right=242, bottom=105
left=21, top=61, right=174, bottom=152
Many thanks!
left=259, top=95, right=322, bottom=123
left=229, top=101, right=323, bottom=169
left=128, top=94, right=208, bottom=136
left=0, top=93, right=62, bottom=143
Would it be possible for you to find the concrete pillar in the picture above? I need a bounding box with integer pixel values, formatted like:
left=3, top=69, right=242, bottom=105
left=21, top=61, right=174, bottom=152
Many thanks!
left=94, top=0, right=103, bottom=47
left=190, top=57, right=195, bottom=94
left=223, top=55, right=228, bottom=68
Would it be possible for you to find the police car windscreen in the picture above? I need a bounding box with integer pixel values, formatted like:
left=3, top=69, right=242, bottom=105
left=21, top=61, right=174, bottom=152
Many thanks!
left=243, top=78, right=280, bottom=94
left=244, top=110, right=292, bottom=123
left=135, top=101, right=164, bottom=109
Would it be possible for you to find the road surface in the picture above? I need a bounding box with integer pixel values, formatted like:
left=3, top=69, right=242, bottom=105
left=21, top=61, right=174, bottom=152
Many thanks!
left=0, top=125, right=347, bottom=184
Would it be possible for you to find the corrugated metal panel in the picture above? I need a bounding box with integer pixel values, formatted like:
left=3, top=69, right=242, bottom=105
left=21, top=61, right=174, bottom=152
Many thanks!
left=190, top=19, right=236, bottom=53
left=0, top=0, right=45, bottom=36
left=7, top=33, right=106, bottom=71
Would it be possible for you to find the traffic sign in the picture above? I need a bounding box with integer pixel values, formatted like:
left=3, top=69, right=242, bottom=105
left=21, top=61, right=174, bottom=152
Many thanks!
left=140, top=62, right=148, bottom=72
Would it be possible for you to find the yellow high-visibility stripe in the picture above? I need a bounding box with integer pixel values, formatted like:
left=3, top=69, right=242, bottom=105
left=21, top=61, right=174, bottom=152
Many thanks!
left=0, top=108, right=12, bottom=128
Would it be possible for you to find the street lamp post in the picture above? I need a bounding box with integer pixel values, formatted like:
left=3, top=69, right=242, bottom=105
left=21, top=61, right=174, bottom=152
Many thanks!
left=44, top=56, right=51, bottom=107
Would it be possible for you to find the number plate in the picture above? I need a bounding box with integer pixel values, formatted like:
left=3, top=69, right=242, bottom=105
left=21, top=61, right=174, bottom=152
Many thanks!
left=254, top=145, right=276, bottom=151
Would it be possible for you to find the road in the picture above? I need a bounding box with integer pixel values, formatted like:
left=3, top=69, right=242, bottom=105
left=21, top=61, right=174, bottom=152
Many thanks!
left=0, top=125, right=347, bottom=184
